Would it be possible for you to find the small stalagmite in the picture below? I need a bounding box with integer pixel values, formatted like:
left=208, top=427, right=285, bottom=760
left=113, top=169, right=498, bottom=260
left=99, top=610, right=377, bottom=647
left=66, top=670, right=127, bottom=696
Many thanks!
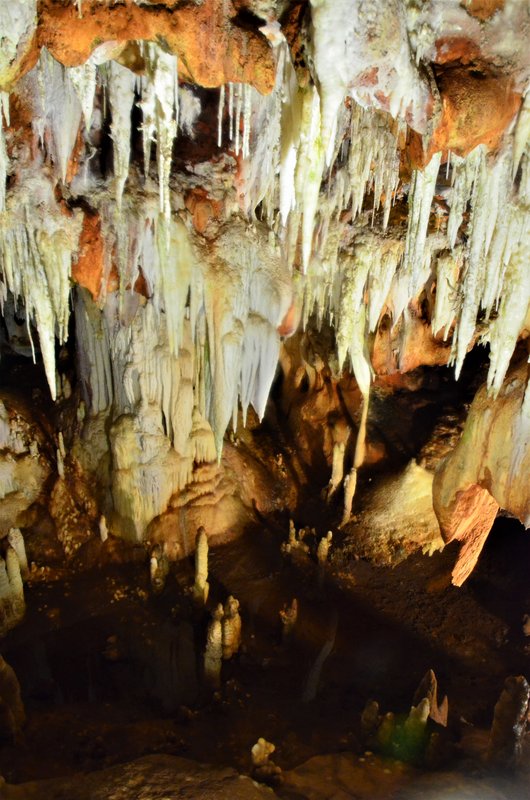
left=150, top=546, right=169, bottom=595
left=222, top=595, right=242, bottom=660
left=317, top=531, right=333, bottom=565
left=194, top=526, right=209, bottom=605
left=5, top=547, right=24, bottom=615
left=0, top=655, right=25, bottom=744
left=279, top=598, right=298, bottom=643
left=251, top=737, right=282, bottom=783
left=7, top=529, right=28, bottom=579
left=413, top=669, right=449, bottom=727
left=204, top=603, right=224, bottom=689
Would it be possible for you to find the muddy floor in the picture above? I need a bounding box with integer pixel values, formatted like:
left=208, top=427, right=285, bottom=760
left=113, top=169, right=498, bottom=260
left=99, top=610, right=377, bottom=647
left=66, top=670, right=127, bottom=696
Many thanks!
left=1, top=510, right=529, bottom=794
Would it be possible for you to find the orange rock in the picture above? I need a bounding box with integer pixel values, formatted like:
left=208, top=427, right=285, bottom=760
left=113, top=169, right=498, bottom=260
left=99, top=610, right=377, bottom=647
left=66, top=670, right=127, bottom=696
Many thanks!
left=411, top=66, right=521, bottom=165
left=36, top=0, right=275, bottom=93
left=434, top=483, right=499, bottom=586
left=277, top=301, right=300, bottom=338
left=460, top=0, right=505, bottom=21
left=133, top=269, right=151, bottom=300
left=434, top=37, right=481, bottom=65
left=185, top=188, right=223, bottom=236
left=65, top=127, right=85, bottom=184
left=72, top=211, right=105, bottom=301
left=372, top=310, right=453, bottom=376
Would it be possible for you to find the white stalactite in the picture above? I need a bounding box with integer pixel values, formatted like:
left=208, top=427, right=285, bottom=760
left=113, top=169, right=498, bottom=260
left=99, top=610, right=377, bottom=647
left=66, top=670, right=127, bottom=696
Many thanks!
left=69, top=59, right=97, bottom=131
left=108, top=61, right=136, bottom=210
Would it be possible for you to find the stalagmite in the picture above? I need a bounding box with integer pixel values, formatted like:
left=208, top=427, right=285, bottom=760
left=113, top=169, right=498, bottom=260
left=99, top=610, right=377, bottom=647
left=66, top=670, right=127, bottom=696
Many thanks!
left=0, top=655, right=25, bottom=744
left=99, top=516, right=108, bottom=543
left=487, top=676, right=530, bottom=769
left=413, top=669, right=448, bottom=727
left=221, top=595, right=242, bottom=660
left=5, top=546, right=24, bottom=618
left=7, top=529, right=28, bottom=579
left=150, top=545, right=169, bottom=594
left=279, top=598, right=298, bottom=643
left=251, top=737, right=282, bottom=783
left=204, top=603, right=223, bottom=689
left=194, top=527, right=209, bottom=605
left=251, top=738, right=276, bottom=767
left=317, top=532, right=332, bottom=565
left=303, top=611, right=338, bottom=702
left=0, top=558, right=10, bottom=599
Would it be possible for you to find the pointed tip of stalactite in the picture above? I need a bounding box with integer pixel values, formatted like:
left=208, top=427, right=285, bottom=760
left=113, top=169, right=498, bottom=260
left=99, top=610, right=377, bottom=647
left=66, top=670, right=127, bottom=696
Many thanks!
left=215, top=438, right=224, bottom=466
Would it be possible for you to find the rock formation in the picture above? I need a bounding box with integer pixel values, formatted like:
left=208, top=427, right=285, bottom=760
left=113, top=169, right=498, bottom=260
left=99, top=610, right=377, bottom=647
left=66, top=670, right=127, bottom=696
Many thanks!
left=0, top=0, right=527, bottom=564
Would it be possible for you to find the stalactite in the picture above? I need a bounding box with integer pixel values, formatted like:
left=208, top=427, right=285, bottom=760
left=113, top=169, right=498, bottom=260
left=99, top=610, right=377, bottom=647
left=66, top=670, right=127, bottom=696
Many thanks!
left=108, top=61, right=136, bottom=210
left=0, top=174, right=82, bottom=399
left=69, top=59, right=97, bottom=131
left=403, top=152, right=442, bottom=297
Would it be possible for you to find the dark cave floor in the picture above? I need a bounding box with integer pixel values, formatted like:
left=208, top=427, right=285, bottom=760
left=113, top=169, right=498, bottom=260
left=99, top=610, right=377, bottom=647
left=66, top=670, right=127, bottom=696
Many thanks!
left=1, top=512, right=529, bottom=798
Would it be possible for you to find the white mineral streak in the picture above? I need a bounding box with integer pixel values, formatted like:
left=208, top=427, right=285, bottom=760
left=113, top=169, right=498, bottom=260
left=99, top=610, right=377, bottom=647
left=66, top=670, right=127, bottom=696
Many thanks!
left=0, top=100, right=6, bottom=212
left=513, top=90, right=530, bottom=178
left=512, top=374, right=530, bottom=484
left=234, top=83, right=242, bottom=156
left=217, top=84, right=225, bottom=148
left=108, top=61, right=136, bottom=209
left=0, top=173, right=82, bottom=399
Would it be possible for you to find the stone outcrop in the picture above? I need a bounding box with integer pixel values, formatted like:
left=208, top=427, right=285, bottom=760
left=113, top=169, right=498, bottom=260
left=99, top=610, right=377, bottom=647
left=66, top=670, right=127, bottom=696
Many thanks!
left=434, top=362, right=530, bottom=585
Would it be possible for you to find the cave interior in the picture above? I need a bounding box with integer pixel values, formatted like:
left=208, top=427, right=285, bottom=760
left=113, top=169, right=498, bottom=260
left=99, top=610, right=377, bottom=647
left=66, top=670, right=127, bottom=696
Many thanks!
left=0, top=1, right=529, bottom=798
